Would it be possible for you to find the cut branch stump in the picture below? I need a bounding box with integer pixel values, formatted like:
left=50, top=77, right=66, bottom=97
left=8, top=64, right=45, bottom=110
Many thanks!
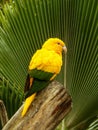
left=0, top=100, right=8, bottom=127
left=2, top=81, right=72, bottom=130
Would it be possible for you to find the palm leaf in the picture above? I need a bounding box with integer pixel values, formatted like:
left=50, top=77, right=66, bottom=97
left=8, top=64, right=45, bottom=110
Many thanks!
left=0, top=77, right=23, bottom=130
left=0, top=0, right=98, bottom=129
left=87, top=118, right=98, bottom=130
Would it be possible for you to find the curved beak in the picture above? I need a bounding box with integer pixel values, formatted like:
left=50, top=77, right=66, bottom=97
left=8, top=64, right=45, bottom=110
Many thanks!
left=63, top=46, right=67, bottom=53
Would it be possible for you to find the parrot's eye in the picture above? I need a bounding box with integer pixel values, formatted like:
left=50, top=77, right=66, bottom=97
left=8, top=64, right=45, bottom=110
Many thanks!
left=57, top=43, right=60, bottom=45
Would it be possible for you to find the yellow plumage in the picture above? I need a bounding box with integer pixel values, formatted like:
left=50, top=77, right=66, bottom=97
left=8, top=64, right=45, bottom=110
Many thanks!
left=29, top=49, right=62, bottom=73
left=21, top=38, right=67, bottom=117
left=22, top=93, right=36, bottom=117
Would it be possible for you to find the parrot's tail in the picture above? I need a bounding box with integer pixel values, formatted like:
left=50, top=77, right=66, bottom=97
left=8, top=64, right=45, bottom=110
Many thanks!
left=21, top=93, right=36, bottom=117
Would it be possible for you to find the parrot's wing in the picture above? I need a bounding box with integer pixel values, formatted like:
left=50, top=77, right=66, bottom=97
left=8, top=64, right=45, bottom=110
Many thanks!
left=29, top=69, right=54, bottom=80
left=25, top=78, right=50, bottom=98
left=24, top=74, right=30, bottom=92
left=24, top=74, right=34, bottom=93
left=24, top=69, right=54, bottom=98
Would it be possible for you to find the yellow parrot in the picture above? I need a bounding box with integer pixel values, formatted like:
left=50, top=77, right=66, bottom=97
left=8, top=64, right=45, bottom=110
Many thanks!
left=21, top=38, right=67, bottom=117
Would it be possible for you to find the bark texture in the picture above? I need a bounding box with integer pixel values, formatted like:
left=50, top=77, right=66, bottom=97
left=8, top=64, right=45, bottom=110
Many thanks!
left=2, top=81, right=72, bottom=130
left=0, top=100, right=8, bottom=127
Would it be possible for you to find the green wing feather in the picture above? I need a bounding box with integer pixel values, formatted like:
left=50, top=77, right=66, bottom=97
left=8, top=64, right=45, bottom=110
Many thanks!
left=25, top=69, right=54, bottom=98
left=28, top=69, right=54, bottom=80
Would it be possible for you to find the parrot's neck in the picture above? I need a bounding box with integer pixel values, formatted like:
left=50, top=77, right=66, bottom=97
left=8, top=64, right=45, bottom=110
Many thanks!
left=42, top=48, right=62, bottom=55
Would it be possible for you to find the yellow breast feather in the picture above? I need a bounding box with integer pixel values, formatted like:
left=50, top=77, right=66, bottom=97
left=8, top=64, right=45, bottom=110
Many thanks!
left=29, top=48, right=62, bottom=74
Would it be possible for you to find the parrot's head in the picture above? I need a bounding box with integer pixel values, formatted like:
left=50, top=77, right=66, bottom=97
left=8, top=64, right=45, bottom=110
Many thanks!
left=42, top=38, right=67, bottom=54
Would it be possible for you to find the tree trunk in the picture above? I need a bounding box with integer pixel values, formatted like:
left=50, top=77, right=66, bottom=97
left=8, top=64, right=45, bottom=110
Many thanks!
left=2, top=81, right=72, bottom=130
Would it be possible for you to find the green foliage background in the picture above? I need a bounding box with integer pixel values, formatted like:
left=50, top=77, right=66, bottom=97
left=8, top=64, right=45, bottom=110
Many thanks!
left=0, top=0, right=98, bottom=129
